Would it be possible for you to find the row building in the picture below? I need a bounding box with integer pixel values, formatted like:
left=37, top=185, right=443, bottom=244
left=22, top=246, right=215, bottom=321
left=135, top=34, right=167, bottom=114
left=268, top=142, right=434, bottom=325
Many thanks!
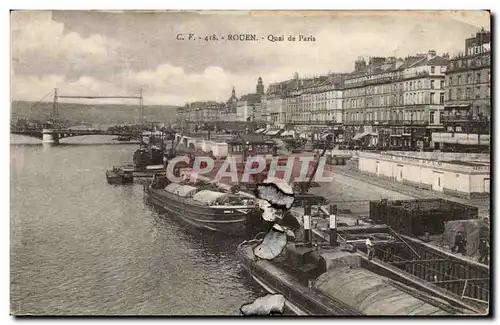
left=175, top=28, right=490, bottom=153
left=342, top=51, right=448, bottom=150
left=432, top=29, right=491, bottom=151
left=264, top=72, right=345, bottom=129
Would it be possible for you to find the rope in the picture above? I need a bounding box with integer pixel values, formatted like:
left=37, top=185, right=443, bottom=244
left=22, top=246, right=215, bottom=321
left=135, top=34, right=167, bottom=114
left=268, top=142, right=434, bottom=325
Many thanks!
left=28, top=90, right=53, bottom=111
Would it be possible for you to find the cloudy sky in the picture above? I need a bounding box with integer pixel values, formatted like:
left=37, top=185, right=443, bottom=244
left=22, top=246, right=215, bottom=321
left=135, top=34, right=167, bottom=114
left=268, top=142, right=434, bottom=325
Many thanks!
left=11, top=10, right=490, bottom=106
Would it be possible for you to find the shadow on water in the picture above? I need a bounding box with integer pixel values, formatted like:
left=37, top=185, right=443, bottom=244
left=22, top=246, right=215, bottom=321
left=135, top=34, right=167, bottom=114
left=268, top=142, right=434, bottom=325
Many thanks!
left=11, top=142, right=139, bottom=147
left=143, top=199, right=269, bottom=301
left=145, top=201, right=243, bottom=252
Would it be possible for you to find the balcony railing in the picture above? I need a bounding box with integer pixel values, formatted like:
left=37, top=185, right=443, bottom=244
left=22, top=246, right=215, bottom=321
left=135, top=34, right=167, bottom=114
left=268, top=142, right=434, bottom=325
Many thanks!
left=343, top=119, right=429, bottom=126
left=345, top=71, right=430, bottom=89
left=441, top=115, right=490, bottom=123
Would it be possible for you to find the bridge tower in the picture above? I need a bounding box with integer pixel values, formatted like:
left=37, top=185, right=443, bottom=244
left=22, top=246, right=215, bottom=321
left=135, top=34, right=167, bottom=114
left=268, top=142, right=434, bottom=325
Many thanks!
left=52, top=88, right=60, bottom=124
left=138, top=87, right=144, bottom=125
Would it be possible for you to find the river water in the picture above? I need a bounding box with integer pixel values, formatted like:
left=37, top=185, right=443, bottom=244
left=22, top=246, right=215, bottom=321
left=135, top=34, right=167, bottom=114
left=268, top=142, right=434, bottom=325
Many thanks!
left=10, top=135, right=265, bottom=315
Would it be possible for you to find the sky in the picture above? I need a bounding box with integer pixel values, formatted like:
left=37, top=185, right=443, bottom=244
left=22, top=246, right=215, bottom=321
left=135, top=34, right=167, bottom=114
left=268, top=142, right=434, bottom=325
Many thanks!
left=10, top=10, right=490, bottom=106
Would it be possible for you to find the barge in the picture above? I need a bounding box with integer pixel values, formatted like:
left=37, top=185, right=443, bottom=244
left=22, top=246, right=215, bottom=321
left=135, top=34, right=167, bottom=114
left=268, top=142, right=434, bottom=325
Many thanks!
left=237, top=203, right=489, bottom=316
left=106, top=166, right=134, bottom=185
left=145, top=178, right=265, bottom=237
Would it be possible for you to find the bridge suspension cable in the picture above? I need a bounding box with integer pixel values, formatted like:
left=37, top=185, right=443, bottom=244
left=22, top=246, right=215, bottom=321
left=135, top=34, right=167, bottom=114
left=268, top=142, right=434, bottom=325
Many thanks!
left=27, top=90, right=53, bottom=113
left=53, top=87, right=145, bottom=125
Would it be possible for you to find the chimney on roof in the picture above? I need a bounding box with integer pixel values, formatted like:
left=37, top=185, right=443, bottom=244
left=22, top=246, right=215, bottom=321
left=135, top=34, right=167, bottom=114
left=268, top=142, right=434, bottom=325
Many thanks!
left=395, top=57, right=405, bottom=69
left=427, top=49, right=437, bottom=60
left=354, top=57, right=366, bottom=72
left=369, top=57, right=385, bottom=66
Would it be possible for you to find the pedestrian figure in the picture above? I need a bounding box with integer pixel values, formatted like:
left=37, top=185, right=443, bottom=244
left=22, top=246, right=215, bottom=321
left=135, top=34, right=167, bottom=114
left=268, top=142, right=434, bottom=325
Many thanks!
left=478, top=238, right=489, bottom=264
left=366, top=237, right=375, bottom=260
left=452, top=231, right=466, bottom=254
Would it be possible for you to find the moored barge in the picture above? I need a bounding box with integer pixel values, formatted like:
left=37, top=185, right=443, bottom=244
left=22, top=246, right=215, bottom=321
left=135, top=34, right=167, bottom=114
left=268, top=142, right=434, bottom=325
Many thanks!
left=237, top=206, right=489, bottom=316
left=106, top=166, right=134, bottom=185
left=145, top=179, right=263, bottom=237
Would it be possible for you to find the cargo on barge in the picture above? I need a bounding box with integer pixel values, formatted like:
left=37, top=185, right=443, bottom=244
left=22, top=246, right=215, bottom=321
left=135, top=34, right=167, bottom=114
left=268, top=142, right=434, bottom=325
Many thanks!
left=237, top=202, right=489, bottom=316
left=145, top=178, right=265, bottom=237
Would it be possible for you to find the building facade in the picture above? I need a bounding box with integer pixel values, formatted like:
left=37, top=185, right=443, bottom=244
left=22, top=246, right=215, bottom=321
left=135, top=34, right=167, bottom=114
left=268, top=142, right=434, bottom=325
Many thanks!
left=287, top=74, right=345, bottom=125
left=265, top=79, right=296, bottom=125
left=342, top=51, right=448, bottom=149
left=265, top=73, right=345, bottom=128
left=433, top=29, right=491, bottom=151
left=235, top=77, right=265, bottom=122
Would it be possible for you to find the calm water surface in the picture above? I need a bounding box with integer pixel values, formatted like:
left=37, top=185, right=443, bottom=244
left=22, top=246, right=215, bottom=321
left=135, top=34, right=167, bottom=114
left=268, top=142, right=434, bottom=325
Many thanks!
left=10, top=135, right=264, bottom=315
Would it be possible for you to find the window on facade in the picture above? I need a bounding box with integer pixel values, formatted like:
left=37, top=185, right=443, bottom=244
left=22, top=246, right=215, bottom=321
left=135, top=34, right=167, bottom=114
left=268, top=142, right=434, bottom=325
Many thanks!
left=440, top=80, right=444, bottom=89
left=467, top=74, right=472, bottom=84
left=466, top=88, right=471, bottom=99
left=430, top=92, right=435, bottom=104
left=476, top=72, right=481, bottom=83
left=487, top=85, right=490, bottom=97
left=458, top=75, right=462, bottom=85
left=430, top=112, right=435, bottom=124
left=440, top=93, right=444, bottom=104
left=440, top=111, right=444, bottom=123
left=449, top=76, right=453, bottom=86
left=476, top=86, right=481, bottom=99
left=430, top=80, right=435, bottom=89
left=448, top=88, right=452, bottom=100
left=431, top=66, right=435, bottom=73
left=457, top=88, right=462, bottom=99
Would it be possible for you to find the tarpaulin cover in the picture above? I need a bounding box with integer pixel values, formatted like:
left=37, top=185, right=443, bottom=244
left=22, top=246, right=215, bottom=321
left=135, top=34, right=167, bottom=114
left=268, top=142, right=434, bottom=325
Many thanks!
left=175, top=185, right=198, bottom=197
left=192, top=190, right=227, bottom=205
left=314, top=266, right=449, bottom=315
left=164, top=183, right=182, bottom=193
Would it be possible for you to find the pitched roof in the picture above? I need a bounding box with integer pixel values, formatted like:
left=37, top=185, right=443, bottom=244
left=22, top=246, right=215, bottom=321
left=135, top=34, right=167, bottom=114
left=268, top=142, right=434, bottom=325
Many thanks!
left=239, top=92, right=262, bottom=104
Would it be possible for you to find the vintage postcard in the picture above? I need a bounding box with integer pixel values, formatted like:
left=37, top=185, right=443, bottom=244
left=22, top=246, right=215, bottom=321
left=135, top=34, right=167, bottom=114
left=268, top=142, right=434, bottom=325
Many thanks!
left=10, top=10, right=491, bottom=316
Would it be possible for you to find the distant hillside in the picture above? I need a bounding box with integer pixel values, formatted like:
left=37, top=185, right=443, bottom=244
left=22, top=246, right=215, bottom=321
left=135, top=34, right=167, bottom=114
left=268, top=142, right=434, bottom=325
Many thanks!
left=11, top=101, right=179, bottom=125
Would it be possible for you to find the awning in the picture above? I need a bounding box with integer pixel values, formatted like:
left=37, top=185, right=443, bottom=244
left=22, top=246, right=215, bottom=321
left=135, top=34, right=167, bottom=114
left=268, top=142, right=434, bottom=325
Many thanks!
left=264, top=129, right=283, bottom=136
left=444, top=103, right=471, bottom=110
left=281, top=130, right=295, bottom=137
left=254, top=128, right=266, bottom=134
left=352, top=131, right=370, bottom=141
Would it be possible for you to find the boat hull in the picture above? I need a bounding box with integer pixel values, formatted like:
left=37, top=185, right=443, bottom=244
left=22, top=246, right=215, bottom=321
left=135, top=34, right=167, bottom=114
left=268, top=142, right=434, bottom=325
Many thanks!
left=106, top=171, right=133, bottom=185
left=236, top=241, right=362, bottom=316
left=146, top=187, right=257, bottom=237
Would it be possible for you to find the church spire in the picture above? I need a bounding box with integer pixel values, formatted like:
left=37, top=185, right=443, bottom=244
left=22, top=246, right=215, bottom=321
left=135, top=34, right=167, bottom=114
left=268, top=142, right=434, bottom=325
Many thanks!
left=232, top=86, right=235, bottom=97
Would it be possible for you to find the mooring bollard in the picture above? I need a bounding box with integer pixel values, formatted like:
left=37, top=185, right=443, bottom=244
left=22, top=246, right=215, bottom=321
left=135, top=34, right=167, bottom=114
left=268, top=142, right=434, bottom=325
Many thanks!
left=329, top=204, right=339, bottom=246
left=303, top=203, right=312, bottom=245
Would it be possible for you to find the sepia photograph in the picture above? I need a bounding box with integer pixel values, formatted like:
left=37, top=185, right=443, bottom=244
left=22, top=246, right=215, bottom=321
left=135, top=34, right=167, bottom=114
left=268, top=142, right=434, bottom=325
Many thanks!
left=9, top=9, right=491, bottom=316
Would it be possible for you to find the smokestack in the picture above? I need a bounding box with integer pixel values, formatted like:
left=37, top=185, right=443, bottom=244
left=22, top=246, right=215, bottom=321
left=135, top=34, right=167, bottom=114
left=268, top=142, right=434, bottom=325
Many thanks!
left=329, top=204, right=339, bottom=246
left=303, top=203, right=312, bottom=245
